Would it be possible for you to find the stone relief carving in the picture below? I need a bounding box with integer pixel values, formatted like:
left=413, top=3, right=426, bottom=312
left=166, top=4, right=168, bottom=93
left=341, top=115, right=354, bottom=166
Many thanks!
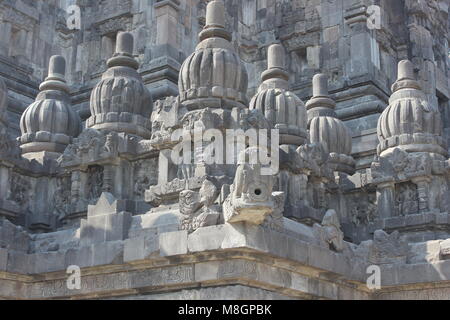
left=7, top=173, right=31, bottom=207
left=350, top=194, right=377, bottom=226
left=313, top=209, right=345, bottom=252
left=395, top=182, right=419, bottom=216
left=52, top=176, right=71, bottom=220
left=133, top=159, right=157, bottom=200
left=150, top=96, right=184, bottom=147
left=59, top=129, right=121, bottom=167
left=0, top=1, right=450, bottom=301
left=369, top=230, right=409, bottom=265
left=86, top=166, right=104, bottom=203
left=179, top=180, right=221, bottom=233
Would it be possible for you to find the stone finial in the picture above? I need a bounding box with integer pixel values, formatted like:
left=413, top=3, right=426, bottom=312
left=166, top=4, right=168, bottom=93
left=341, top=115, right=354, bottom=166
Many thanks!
left=115, top=31, right=134, bottom=56
left=312, top=74, right=329, bottom=97
left=205, top=0, right=225, bottom=28
left=391, top=59, right=421, bottom=93
left=20, top=55, right=81, bottom=160
left=397, top=60, right=414, bottom=80
left=39, top=55, right=70, bottom=93
left=250, top=44, right=308, bottom=147
left=377, top=59, right=445, bottom=157
left=199, top=0, right=231, bottom=42
left=87, top=31, right=153, bottom=138
left=48, top=55, right=66, bottom=81
left=261, top=44, right=289, bottom=83
left=268, top=44, right=285, bottom=70
left=179, top=0, right=247, bottom=110
left=305, top=73, right=336, bottom=113
left=306, top=73, right=355, bottom=174
left=107, top=32, right=139, bottom=69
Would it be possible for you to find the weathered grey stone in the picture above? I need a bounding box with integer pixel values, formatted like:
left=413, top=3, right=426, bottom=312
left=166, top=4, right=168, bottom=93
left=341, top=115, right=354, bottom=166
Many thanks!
left=220, top=223, right=268, bottom=252
left=194, top=261, right=220, bottom=282
left=159, top=230, right=188, bottom=256
left=65, top=245, right=93, bottom=269
left=178, top=0, right=248, bottom=110
left=6, top=251, right=30, bottom=274
left=306, top=74, right=355, bottom=174
left=0, top=248, right=7, bottom=271
left=80, top=193, right=132, bottom=246
left=124, top=230, right=159, bottom=262
left=80, top=211, right=132, bottom=246
left=223, top=148, right=279, bottom=225
left=91, top=241, right=124, bottom=267
left=31, top=251, right=65, bottom=274
left=19, top=55, right=81, bottom=161
left=249, top=44, right=308, bottom=146
left=0, top=0, right=450, bottom=301
left=87, top=32, right=153, bottom=138
left=408, top=241, right=442, bottom=263
left=188, top=225, right=226, bottom=252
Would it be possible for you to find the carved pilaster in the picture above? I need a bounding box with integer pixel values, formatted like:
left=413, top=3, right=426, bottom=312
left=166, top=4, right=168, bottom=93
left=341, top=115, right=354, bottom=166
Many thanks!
left=103, top=165, right=114, bottom=193
left=412, top=177, right=431, bottom=214
left=376, top=182, right=395, bottom=219
left=71, top=170, right=82, bottom=204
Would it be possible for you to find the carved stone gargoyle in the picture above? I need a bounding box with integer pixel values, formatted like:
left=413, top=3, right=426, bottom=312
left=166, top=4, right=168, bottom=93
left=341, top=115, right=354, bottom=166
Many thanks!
left=223, top=148, right=282, bottom=225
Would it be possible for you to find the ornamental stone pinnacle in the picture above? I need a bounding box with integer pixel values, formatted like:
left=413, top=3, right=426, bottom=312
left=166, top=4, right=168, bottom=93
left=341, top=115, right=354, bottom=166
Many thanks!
left=306, top=74, right=355, bottom=175
left=250, top=44, right=308, bottom=147
left=178, top=0, right=248, bottom=110
left=377, top=59, right=446, bottom=158
left=19, top=55, right=81, bottom=161
left=87, top=32, right=153, bottom=138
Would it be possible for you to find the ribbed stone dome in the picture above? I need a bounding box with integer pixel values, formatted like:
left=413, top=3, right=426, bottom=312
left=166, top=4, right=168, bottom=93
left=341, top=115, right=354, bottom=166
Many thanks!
left=306, top=74, right=355, bottom=174
left=249, top=44, right=308, bottom=146
left=178, top=0, right=248, bottom=110
left=377, top=60, right=446, bottom=157
left=309, top=116, right=352, bottom=155
left=0, top=77, right=7, bottom=126
left=87, top=32, right=153, bottom=138
left=19, top=56, right=81, bottom=156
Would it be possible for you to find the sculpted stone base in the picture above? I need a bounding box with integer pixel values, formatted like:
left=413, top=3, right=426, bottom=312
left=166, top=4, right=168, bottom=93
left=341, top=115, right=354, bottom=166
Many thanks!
left=2, top=211, right=450, bottom=300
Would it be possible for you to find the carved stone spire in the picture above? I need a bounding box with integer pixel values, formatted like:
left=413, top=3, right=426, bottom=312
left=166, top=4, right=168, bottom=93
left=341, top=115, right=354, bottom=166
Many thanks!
left=249, top=44, right=308, bottom=146
left=178, top=0, right=248, bottom=110
left=306, top=74, right=337, bottom=121
left=19, top=55, right=81, bottom=160
left=377, top=60, right=446, bottom=158
left=306, top=74, right=355, bottom=174
left=87, top=32, right=153, bottom=138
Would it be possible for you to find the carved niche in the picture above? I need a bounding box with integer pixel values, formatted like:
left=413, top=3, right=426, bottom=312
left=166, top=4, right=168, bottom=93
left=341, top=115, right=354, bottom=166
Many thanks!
left=86, top=165, right=104, bottom=203
left=133, top=159, right=158, bottom=200
left=395, top=182, right=419, bottom=216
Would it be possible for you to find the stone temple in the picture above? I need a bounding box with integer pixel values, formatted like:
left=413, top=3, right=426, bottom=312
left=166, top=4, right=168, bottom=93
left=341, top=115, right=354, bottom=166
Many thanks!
left=0, top=0, right=449, bottom=300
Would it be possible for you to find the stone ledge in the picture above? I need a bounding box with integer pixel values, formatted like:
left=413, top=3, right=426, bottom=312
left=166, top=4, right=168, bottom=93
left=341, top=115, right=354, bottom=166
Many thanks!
left=3, top=257, right=370, bottom=300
